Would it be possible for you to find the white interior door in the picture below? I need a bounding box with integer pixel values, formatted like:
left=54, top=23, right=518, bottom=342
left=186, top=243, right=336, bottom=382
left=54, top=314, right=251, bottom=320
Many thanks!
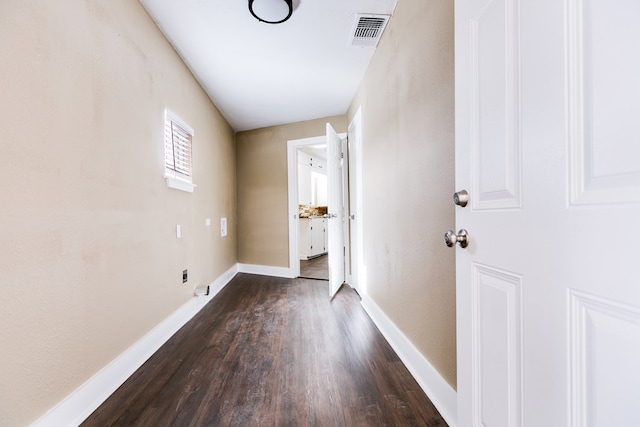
left=327, top=123, right=345, bottom=298
left=455, top=0, right=640, bottom=426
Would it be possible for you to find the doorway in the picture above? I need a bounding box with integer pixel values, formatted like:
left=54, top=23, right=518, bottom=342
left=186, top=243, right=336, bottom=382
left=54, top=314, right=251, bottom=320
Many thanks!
left=297, top=144, right=329, bottom=281
left=286, top=132, right=348, bottom=287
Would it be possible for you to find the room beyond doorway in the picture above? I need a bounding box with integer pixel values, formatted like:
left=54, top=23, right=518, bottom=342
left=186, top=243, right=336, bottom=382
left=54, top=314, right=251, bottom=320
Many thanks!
left=297, top=143, right=330, bottom=281
left=287, top=131, right=347, bottom=294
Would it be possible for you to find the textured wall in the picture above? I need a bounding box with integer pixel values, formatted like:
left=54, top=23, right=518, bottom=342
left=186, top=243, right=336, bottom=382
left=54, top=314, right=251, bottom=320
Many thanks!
left=348, top=0, right=457, bottom=387
left=236, top=116, right=346, bottom=268
left=0, top=1, right=236, bottom=425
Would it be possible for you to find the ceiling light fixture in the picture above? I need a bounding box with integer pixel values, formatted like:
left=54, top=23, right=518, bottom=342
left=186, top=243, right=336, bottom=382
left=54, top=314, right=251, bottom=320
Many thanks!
left=248, top=0, right=293, bottom=24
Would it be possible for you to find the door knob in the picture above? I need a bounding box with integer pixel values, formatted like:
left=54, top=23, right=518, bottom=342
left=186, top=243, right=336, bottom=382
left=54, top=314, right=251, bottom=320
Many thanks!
left=453, top=190, right=469, bottom=207
left=444, top=229, right=469, bottom=248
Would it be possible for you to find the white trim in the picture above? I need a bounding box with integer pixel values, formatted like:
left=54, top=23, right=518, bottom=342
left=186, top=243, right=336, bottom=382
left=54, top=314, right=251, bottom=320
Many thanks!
left=287, top=135, right=327, bottom=279
left=164, top=175, right=196, bottom=193
left=238, top=263, right=295, bottom=278
left=347, top=107, right=363, bottom=292
left=360, top=293, right=458, bottom=427
left=204, top=264, right=238, bottom=298
left=340, top=136, right=350, bottom=288
left=286, top=134, right=347, bottom=282
left=164, top=109, right=194, bottom=136
left=31, top=264, right=239, bottom=427
left=163, top=109, right=195, bottom=192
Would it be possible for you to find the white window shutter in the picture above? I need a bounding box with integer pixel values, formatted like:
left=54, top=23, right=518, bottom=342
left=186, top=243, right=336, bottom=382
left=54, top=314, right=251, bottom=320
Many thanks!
left=164, top=109, right=195, bottom=192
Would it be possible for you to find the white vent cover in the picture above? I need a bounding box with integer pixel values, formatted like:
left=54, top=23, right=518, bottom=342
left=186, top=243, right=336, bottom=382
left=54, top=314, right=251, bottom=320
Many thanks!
left=349, top=14, right=390, bottom=47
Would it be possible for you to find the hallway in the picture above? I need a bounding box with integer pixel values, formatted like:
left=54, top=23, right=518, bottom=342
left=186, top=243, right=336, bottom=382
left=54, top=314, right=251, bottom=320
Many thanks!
left=83, top=274, right=447, bottom=426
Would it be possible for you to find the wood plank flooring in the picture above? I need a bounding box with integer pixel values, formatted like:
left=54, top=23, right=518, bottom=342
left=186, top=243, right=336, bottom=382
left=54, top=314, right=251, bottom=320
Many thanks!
left=82, top=274, right=448, bottom=426
left=299, top=254, right=329, bottom=280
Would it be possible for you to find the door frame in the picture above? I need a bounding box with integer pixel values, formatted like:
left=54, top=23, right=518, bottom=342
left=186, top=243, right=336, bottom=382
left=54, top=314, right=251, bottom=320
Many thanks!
left=346, top=107, right=363, bottom=292
left=286, top=133, right=347, bottom=279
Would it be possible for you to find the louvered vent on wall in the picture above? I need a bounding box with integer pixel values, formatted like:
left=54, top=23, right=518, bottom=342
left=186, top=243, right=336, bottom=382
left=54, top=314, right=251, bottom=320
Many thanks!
left=349, top=14, right=390, bottom=48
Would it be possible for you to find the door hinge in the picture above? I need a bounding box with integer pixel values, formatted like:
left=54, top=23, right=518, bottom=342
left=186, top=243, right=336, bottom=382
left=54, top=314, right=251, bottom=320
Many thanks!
left=340, top=152, right=344, bottom=159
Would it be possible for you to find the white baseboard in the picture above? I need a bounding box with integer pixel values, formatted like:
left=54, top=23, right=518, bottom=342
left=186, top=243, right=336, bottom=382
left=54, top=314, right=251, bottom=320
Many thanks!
left=207, top=264, right=238, bottom=296
left=32, top=264, right=239, bottom=427
left=238, top=263, right=295, bottom=278
left=360, top=294, right=457, bottom=427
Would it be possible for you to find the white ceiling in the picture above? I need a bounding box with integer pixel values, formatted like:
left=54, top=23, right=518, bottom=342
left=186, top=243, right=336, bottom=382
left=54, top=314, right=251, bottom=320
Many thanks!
left=139, top=0, right=397, bottom=132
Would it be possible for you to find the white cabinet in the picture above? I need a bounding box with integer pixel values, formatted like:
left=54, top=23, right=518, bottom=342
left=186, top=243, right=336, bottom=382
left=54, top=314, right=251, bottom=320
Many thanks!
left=298, top=163, right=313, bottom=205
left=311, top=158, right=326, bottom=173
left=298, top=218, right=327, bottom=259
left=322, top=218, right=328, bottom=252
left=311, top=218, right=326, bottom=256
left=297, top=151, right=326, bottom=172
left=298, top=151, right=327, bottom=206
left=313, top=172, right=327, bottom=206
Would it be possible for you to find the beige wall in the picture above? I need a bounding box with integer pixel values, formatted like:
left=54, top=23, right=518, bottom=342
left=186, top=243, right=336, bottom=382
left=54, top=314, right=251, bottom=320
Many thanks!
left=348, top=0, right=456, bottom=387
left=236, top=116, right=346, bottom=267
left=0, top=1, right=236, bottom=425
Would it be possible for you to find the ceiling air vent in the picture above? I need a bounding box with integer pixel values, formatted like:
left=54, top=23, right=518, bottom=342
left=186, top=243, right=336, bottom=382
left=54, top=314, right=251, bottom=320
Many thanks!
left=349, top=14, right=390, bottom=48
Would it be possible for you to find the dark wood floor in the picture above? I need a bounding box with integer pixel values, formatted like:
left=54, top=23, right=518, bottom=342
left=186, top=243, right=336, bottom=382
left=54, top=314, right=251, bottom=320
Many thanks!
left=299, top=254, right=329, bottom=280
left=83, top=274, right=447, bottom=426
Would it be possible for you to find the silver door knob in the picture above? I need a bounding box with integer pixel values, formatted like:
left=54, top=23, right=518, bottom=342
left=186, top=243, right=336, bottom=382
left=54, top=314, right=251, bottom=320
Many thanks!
left=453, top=190, right=469, bottom=207
left=444, top=229, right=469, bottom=248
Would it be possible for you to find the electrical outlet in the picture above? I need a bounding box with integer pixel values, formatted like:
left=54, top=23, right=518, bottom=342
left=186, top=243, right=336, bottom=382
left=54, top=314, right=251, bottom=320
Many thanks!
left=182, top=269, right=188, bottom=283
left=220, top=217, right=227, bottom=237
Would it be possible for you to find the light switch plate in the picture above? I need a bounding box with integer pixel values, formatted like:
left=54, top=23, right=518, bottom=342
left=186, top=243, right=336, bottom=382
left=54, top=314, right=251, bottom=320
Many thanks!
left=220, top=218, right=227, bottom=237
left=205, top=218, right=211, bottom=226
left=176, top=224, right=181, bottom=238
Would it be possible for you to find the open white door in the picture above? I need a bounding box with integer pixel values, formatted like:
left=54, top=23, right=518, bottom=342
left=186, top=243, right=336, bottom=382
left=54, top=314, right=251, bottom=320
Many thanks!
left=327, top=123, right=344, bottom=298
left=455, top=0, right=640, bottom=425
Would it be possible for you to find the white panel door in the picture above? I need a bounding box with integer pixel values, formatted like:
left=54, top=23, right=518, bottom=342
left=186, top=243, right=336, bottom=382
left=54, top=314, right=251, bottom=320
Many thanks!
left=327, top=123, right=345, bottom=298
left=455, top=0, right=640, bottom=426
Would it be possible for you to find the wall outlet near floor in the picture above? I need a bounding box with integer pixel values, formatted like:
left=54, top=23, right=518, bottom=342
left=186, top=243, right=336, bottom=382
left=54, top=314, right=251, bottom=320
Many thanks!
left=220, top=218, right=227, bottom=237
left=182, top=269, right=188, bottom=283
